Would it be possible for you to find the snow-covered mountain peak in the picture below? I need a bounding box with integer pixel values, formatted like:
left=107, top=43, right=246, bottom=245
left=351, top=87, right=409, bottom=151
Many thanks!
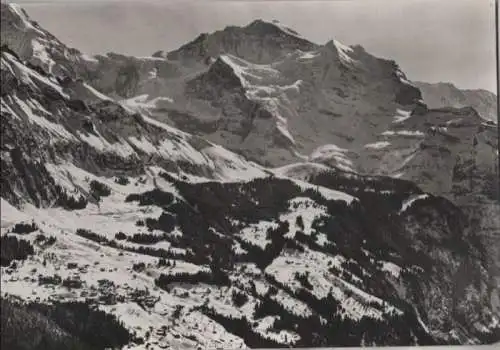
left=166, top=18, right=318, bottom=66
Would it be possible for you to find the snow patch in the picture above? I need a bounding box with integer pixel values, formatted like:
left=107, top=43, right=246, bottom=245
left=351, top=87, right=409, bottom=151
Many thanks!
left=393, top=109, right=412, bottom=123
left=80, top=53, right=98, bottom=63
left=128, top=136, right=158, bottom=155
left=31, top=39, right=55, bottom=73
left=77, top=131, right=136, bottom=158
left=382, top=130, right=425, bottom=137
left=380, top=261, right=402, bottom=278
left=364, top=141, right=391, bottom=150
left=280, top=197, right=328, bottom=239
left=400, top=194, right=429, bottom=213
left=333, top=40, right=354, bottom=64
left=309, top=144, right=354, bottom=172
left=238, top=221, right=278, bottom=249
left=299, top=51, right=320, bottom=60
left=83, top=83, right=112, bottom=101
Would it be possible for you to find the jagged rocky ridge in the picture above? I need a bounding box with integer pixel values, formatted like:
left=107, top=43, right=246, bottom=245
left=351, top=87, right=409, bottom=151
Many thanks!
left=1, top=3, right=499, bottom=349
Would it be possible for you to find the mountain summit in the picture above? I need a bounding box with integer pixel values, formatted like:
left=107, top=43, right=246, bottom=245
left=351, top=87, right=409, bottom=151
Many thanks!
left=166, top=19, right=318, bottom=66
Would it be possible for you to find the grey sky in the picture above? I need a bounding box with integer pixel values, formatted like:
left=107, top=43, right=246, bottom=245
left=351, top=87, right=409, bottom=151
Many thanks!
left=9, top=0, right=498, bottom=93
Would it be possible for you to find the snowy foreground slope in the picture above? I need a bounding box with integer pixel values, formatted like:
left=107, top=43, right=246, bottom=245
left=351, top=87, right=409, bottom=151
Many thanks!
left=1, top=3, right=499, bottom=349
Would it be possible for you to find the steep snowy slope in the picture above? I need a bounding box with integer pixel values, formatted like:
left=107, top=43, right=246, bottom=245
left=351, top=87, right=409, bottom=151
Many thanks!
left=0, top=46, right=270, bottom=207
left=0, top=3, right=98, bottom=79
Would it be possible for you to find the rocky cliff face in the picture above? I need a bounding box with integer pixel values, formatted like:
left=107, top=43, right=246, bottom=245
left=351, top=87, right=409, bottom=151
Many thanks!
left=357, top=103, right=499, bottom=300
left=1, top=3, right=499, bottom=349
left=414, top=81, right=498, bottom=123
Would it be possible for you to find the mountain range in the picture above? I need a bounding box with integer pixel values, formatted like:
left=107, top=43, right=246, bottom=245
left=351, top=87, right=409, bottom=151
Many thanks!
left=414, top=81, right=497, bottom=123
left=1, top=3, right=499, bottom=349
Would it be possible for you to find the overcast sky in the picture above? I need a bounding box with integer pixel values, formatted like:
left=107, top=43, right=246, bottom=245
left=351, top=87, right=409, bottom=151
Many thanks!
left=8, top=0, right=498, bottom=93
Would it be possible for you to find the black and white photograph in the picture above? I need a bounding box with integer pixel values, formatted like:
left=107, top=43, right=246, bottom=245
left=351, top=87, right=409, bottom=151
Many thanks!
left=0, top=0, right=499, bottom=349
